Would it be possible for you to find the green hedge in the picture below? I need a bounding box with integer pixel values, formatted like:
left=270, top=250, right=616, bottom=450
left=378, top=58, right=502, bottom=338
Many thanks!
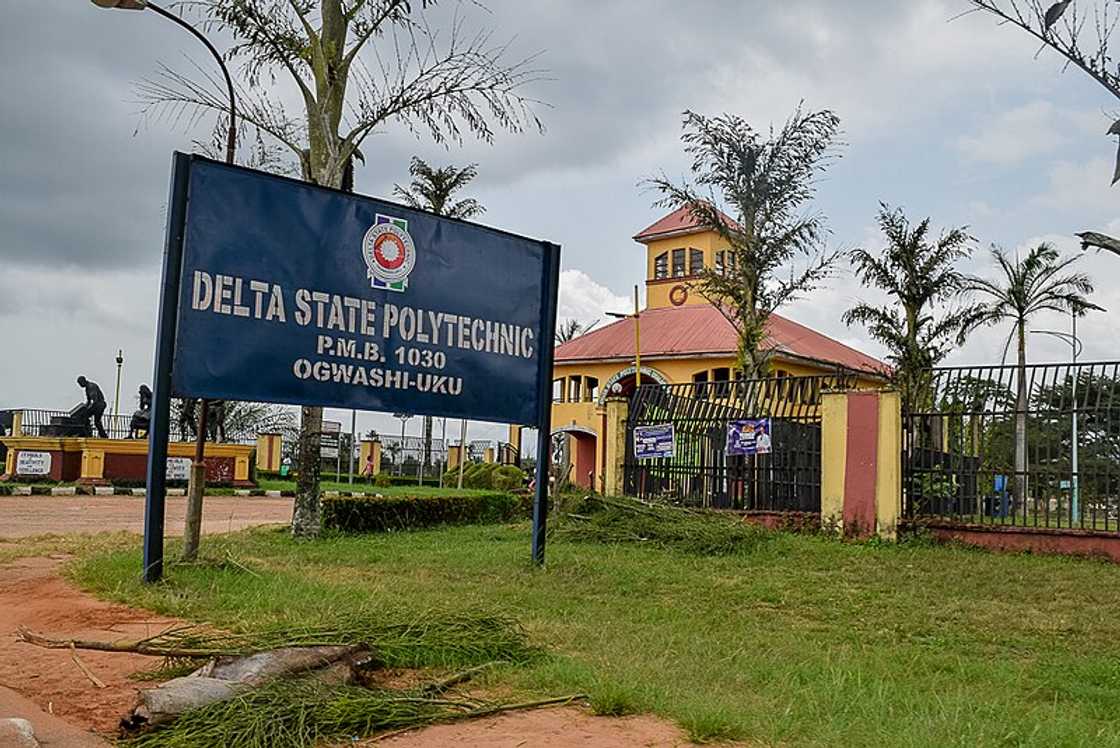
left=323, top=492, right=525, bottom=533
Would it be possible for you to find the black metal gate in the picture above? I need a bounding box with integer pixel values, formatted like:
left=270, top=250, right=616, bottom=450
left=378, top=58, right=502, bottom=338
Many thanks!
left=624, top=374, right=855, bottom=511
left=903, top=362, right=1120, bottom=531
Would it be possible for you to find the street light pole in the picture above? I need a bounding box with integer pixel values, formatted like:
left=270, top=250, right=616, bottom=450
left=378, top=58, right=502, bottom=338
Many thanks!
left=113, top=349, right=124, bottom=418
left=94, top=0, right=238, bottom=562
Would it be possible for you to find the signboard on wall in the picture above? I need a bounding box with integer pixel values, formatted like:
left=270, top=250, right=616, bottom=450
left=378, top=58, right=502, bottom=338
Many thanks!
left=170, top=156, right=560, bottom=427
left=634, top=424, right=675, bottom=460
left=320, top=420, right=342, bottom=459
left=16, top=451, right=51, bottom=476
left=726, top=418, right=772, bottom=456
left=166, top=457, right=192, bottom=481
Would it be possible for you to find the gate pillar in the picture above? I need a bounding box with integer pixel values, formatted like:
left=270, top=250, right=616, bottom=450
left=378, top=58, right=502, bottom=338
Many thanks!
left=603, top=396, right=629, bottom=496
left=821, top=390, right=901, bottom=540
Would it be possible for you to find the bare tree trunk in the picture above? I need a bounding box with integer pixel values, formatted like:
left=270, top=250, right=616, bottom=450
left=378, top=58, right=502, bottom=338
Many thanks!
left=291, top=405, right=323, bottom=538
left=1014, top=322, right=1029, bottom=509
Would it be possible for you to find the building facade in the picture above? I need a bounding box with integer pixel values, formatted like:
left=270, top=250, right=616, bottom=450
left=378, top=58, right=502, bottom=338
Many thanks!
left=551, top=206, right=888, bottom=490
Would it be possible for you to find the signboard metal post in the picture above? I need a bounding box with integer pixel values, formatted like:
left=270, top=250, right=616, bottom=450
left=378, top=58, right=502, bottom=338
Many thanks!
left=143, top=152, right=190, bottom=584
left=531, top=243, right=561, bottom=566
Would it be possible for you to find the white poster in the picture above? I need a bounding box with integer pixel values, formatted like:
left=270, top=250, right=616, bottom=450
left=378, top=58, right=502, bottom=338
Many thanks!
left=16, top=451, right=51, bottom=476
left=166, top=457, right=192, bottom=481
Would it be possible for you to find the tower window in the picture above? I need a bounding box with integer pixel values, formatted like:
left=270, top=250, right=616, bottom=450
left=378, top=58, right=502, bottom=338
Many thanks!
left=715, top=250, right=725, bottom=274
left=654, top=252, right=668, bottom=279
left=672, top=248, right=686, bottom=277
left=689, top=249, right=704, bottom=275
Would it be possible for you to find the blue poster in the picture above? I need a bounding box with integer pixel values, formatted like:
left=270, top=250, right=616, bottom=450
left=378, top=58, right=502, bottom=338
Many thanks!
left=726, top=418, right=772, bottom=456
left=170, top=156, right=559, bottom=426
left=634, top=424, right=675, bottom=459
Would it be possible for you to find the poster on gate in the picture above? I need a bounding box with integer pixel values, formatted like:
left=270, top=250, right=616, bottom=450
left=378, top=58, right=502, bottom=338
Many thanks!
left=633, top=423, right=675, bottom=459
left=726, top=418, right=772, bottom=456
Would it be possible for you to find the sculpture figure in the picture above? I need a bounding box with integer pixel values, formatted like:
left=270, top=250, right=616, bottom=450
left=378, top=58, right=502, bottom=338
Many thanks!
left=129, top=384, right=152, bottom=439
left=76, top=376, right=108, bottom=438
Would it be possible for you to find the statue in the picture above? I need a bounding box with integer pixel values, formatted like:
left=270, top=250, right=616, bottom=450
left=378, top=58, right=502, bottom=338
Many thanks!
left=178, top=398, right=226, bottom=443
left=129, top=384, right=152, bottom=439
left=76, top=376, right=108, bottom=438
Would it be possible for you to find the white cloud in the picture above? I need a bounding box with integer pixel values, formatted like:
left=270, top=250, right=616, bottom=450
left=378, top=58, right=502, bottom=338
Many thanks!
left=557, top=269, right=631, bottom=326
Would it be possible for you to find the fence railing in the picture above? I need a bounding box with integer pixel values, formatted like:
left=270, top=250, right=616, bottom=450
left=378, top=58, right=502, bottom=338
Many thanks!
left=904, top=361, right=1120, bottom=532
left=624, top=373, right=856, bottom=511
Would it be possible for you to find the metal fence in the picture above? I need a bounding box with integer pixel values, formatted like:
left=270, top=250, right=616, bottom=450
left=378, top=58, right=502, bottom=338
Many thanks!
left=624, top=373, right=857, bottom=511
left=378, top=436, right=517, bottom=478
left=904, top=361, right=1120, bottom=532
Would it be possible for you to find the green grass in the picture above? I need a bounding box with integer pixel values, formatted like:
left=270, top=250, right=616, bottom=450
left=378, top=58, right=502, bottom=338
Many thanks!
left=68, top=523, right=1120, bottom=747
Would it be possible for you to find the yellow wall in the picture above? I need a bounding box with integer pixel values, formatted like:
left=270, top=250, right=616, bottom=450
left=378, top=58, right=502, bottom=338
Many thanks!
left=642, top=231, right=725, bottom=309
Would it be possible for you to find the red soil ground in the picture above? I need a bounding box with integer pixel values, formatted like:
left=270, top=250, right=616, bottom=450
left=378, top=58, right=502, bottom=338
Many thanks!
left=0, top=556, right=701, bottom=747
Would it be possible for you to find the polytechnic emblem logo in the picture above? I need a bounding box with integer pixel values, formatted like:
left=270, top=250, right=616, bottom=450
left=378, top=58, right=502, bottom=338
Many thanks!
left=362, top=214, right=415, bottom=292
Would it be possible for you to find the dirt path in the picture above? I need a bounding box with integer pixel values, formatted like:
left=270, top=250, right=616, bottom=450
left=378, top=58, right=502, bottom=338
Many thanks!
left=0, top=495, right=292, bottom=538
left=0, top=556, right=701, bottom=747
left=0, top=556, right=181, bottom=745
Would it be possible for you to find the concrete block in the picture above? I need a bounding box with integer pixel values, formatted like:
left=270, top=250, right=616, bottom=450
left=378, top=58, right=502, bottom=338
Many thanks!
left=11, top=486, right=31, bottom=496
left=93, top=486, right=115, bottom=496
left=50, top=486, right=77, bottom=496
left=167, top=488, right=186, bottom=497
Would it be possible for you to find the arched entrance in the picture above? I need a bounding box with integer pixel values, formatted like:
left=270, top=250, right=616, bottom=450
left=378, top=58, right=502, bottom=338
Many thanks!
left=597, top=366, right=670, bottom=405
left=551, top=425, right=598, bottom=490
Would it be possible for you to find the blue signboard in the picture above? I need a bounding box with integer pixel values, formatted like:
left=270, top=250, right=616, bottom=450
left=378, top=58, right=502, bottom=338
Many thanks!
left=726, top=418, right=772, bottom=456
left=141, top=153, right=560, bottom=582
left=634, top=424, right=675, bottom=459
left=171, top=156, right=559, bottom=427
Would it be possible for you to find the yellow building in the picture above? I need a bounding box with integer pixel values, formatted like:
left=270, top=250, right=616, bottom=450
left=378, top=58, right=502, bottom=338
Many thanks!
left=551, top=205, right=888, bottom=489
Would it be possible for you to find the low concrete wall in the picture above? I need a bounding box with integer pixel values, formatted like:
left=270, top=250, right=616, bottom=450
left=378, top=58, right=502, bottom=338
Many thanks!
left=919, top=521, right=1120, bottom=563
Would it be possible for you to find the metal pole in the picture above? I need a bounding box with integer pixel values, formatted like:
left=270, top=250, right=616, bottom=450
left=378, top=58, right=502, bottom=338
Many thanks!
left=348, top=409, right=356, bottom=485
left=146, top=0, right=238, bottom=561
left=1072, top=309, right=1080, bottom=522
left=457, top=419, right=467, bottom=489
left=113, top=349, right=124, bottom=419
left=143, top=152, right=191, bottom=583
left=439, top=418, right=446, bottom=488
left=633, top=284, right=641, bottom=387
left=531, top=241, right=561, bottom=566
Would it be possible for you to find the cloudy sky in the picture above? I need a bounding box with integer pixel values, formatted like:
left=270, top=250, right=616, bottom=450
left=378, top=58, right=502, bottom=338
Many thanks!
left=2, top=0, right=1118, bottom=447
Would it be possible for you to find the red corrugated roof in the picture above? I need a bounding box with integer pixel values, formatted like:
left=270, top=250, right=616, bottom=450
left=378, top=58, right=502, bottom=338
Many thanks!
left=554, top=304, right=888, bottom=375
left=633, top=205, right=738, bottom=243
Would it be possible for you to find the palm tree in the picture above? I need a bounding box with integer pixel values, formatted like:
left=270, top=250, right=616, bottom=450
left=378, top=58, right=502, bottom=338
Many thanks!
left=555, top=318, right=599, bottom=344
left=843, top=204, right=980, bottom=411
left=646, top=107, right=842, bottom=377
left=393, top=157, right=485, bottom=219
left=394, top=156, right=485, bottom=467
left=966, top=243, right=1095, bottom=504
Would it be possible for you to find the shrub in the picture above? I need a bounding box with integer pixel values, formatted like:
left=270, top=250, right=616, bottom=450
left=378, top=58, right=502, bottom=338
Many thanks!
left=372, top=472, right=392, bottom=488
left=441, top=463, right=526, bottom=490
left=323, top=492, right=524, bottom=533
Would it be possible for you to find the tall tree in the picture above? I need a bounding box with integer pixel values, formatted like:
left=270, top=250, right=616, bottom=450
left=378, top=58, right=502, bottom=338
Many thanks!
left=647, top=108, right=842, bottom=378
left=554, top=318, right=598, bottom=344
left=391, top=155, right=486, bottom=471
left=393, top=156, right=485, bottom=219
left=144, top=0, right=542, bottom=538
left=966, top=243, right=1095, bottom=503
left=843, top=204, right=981, bottom=410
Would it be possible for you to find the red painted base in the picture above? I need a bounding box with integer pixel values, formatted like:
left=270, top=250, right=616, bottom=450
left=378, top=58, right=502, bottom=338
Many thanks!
left=920, top=521, right=1120, bottom=563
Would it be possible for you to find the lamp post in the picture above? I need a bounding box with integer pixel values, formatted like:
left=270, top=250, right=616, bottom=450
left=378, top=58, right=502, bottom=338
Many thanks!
left=94, top=0, right=238, bottom=561
left=606, top=284, right=642, bottom=388
left=1033, top=301, right=1103, bottom=523
left=113, top=349, right=124, bottom=418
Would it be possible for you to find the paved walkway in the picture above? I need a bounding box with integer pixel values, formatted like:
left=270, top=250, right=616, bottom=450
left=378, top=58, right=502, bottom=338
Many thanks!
left=0, top=495, right=293, bottom=538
